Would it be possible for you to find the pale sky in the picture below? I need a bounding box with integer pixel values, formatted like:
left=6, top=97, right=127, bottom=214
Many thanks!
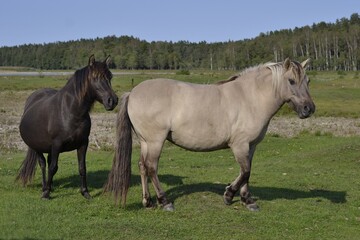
left=0, top=0, right=358, bottom=47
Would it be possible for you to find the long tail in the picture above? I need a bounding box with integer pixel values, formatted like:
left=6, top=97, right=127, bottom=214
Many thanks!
left=16, top=148, right=39, bottom=186
left=104, top=92, right=132, bottom=207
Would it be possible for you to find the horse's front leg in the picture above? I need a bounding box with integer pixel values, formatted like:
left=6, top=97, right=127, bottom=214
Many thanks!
left=224, top=143, right=258, bottom=211
left=77, top=140, right=91, bottom=199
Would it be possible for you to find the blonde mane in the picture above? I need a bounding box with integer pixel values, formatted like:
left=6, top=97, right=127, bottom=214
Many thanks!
left=215, top=64, right=267, bottom=85
left=217, top=60, right=304, bottom=97
left=266, top=62, right=284, bottom=97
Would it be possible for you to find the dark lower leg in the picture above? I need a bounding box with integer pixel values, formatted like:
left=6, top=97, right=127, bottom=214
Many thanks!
left=240, top=184, right=258, bottom=211
left=223, top=171, right=258, bottom=210
left=223, top=184, right=237, bottom=205
left=223, top=171, right=250, bottom=205
left=148, top=171, right=173, bottom=210
left=42, top=151, right=59, bottom=199
left=78, top=164, right=90, bottom=199
left=39, top=155, right=46, bottom=192
left=77, top=144, right=90, bottom=199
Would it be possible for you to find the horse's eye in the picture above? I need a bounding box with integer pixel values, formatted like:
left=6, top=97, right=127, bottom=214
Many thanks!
left=288, top=79, right=296, bottom=85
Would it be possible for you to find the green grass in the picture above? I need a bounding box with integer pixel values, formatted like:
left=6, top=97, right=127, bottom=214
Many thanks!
left=1, top=134, right=359, bottom=239
left=308, top=71, right=360, bottom=118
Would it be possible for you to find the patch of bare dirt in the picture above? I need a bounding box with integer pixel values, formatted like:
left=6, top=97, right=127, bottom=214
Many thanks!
left=268, top=116, right=360, bottom=137
left=1, top=110, right=359, bottom=153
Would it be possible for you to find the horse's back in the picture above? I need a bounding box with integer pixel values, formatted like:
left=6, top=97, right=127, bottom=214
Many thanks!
left=23, top=88, right=57, bottom=112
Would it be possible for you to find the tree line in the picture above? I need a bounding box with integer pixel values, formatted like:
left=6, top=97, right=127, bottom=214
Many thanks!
left=1, top=13, right=359, bottom=71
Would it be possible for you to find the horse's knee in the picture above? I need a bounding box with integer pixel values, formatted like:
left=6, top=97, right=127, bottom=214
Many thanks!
left=138, top=160, right=147, bottom=175
left=48, top=163, right=58, bottom=177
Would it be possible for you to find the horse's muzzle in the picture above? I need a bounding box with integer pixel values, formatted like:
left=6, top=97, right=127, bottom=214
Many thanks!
left=104, top=95, right=118, bottom=111
left=299, top=101, right=316, bottom=119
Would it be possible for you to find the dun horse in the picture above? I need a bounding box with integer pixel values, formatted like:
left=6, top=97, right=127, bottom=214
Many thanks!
left=105, top=58, right=315, bottom=211
left=17, top=55, right=118, bottom=199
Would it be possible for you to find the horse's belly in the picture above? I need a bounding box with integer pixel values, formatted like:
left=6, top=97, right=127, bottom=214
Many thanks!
left=20, top=115, right=52, bottom=152
left=168, top=130, right=229, bottom=152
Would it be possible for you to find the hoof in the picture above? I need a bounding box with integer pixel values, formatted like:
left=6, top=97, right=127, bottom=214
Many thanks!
left=143, top=198, right=155, bottom=208
left=162, top=203, right=175, bottom=211
left=223, top=195, right=233, bottom=205
left=223, top=185, right=235, bottom=205
left=82, top=191, right=92, bottom=199
left=246, top=203, right=259, bottom=211
left=41, top=191, right=50, bottom=200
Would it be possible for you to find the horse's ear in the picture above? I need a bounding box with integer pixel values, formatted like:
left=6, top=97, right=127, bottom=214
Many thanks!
left=105, top=55, right=111, bottom=66
left=283, top=58, right=291, bottom=70
left=301, top=58, right=311, bottom=70
left=89, top=55, right=95, bottom=66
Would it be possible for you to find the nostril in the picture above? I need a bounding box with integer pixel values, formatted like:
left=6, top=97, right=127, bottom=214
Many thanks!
left=304, top=105, right=309, bottom=112
left=107, top=97, right=113, bottom=105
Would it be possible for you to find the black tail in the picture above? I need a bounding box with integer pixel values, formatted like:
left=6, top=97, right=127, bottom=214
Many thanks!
left=104, top=92, right=132, bottom=207
left=16, top=148, right=39, bottom=186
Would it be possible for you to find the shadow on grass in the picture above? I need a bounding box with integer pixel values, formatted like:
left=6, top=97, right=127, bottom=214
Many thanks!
left=165, top=183, right=346, bottom=204
left=51, top=170, right=185, bottom=197
left=252, top=187, right=346, bottom=204
left=51, top=171, right=346, bottom=205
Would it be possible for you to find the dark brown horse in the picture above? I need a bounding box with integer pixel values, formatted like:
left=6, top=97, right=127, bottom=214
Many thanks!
left=17, top=55, right=118, bottom=199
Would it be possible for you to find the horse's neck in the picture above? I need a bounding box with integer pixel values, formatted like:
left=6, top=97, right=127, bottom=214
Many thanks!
left=59, top=80, right=93, bottom=115
left=224, top=71, right=284, bottom=119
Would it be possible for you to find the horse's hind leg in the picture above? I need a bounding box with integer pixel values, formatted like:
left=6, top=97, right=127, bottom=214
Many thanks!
left=139, top=153, right=153, bottom=208
left=149, top=143, right=174, bottom=211
left=77, top=141, right=91, bottom=199
left=38, top=153, right=46, bottom=192
left=139, top=141, right=156, bottom=208
left=140, top=141, right=174, bottom=211
left=42, top=147, right=60, bottom=199
left=45, top=153, right=58, bottom=192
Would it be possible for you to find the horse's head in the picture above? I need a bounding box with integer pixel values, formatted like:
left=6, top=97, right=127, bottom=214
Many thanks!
left=280, top=58, right=315, bottom=119
left=87, top=55, right=118, bottom=111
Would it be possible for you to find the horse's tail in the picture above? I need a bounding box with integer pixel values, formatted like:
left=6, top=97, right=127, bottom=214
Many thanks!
left=16, top=148, right=39, bottom=185
left=104, top=92, right=132, bottom=207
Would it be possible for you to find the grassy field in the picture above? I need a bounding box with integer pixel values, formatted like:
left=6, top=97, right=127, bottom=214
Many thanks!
left=1, top=135, right=359, bottom=239
left=0, top=70, right=359, bottom=239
